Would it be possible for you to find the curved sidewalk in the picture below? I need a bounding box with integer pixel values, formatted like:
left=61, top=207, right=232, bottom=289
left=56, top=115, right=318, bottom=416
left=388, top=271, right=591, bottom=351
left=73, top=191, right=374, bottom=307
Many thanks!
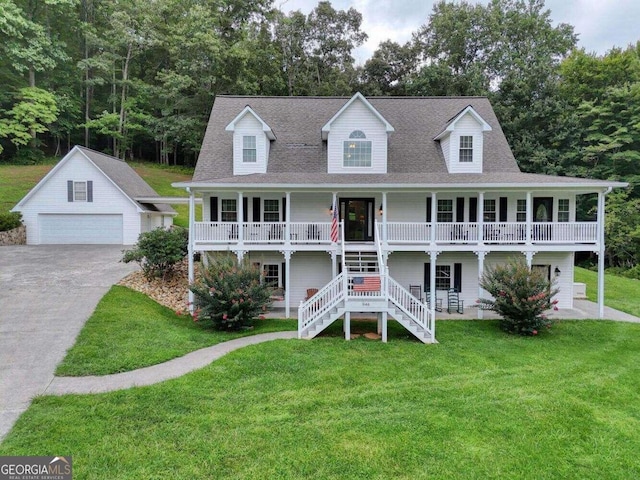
left=44, top=331, right=298, bottom=395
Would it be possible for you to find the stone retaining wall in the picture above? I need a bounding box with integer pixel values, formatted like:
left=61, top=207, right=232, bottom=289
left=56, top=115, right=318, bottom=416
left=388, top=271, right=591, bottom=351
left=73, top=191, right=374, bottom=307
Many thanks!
left=0, top=225, right=26, bottom=246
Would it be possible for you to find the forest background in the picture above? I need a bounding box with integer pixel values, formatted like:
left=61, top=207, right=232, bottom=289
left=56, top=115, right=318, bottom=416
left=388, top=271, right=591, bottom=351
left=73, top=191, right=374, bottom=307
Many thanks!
left=1, top=0, right=639, bottom=268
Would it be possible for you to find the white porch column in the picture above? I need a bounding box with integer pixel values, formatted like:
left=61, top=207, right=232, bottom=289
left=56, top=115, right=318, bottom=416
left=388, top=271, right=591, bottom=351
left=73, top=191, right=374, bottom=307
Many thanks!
left=382, top=191, right=387, bottom=242
left=597, top=189, right=607, bottom=319
left=187, top=188, right=195, bottom=313
left=344, top=312, right=351, bottom=340
left=285, top=191, right=291, bottom=243
left=331, top=251, right=337, bottom=278
left=237, top=191, right=244, bottom=243
left=526, top=191, right=532, bottom=244
left=381, top=311, right=388, bottom=343
left=478, top=191, right=484, bottom=243
left=524, top=251, right=535, bottom=268
left=476, top=251, right=486, bottom=319
left=429, top=251, right=439, bottom=320
left=430, top=192, right=437, bottom=244
left=284, top=251, right=292, bottom=319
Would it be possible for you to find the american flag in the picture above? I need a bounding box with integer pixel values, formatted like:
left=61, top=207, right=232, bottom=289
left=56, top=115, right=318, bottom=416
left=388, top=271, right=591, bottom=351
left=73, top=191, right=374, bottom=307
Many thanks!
left=330, top=199, right=339, bottom=243
left=353, top=276, right=381, bottom=292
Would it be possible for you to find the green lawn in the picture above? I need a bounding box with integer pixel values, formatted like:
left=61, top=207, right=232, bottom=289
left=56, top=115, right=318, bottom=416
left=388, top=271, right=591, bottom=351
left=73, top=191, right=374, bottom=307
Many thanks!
left=0, top=160, right=196, bottom=226
left=574, top=266, right=640, bottom=317
left=3, top=320, right=640, bottom=479
left=56, top=286, right=296, bottom=376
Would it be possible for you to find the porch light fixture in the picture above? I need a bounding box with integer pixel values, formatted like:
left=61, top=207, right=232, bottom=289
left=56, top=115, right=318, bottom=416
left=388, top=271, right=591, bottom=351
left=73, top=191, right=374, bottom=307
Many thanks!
left=379, top=204, right=383, bottom=215
left=554, top=266, right=561, bottom=277
left=329, top=205, right=333, bottom=215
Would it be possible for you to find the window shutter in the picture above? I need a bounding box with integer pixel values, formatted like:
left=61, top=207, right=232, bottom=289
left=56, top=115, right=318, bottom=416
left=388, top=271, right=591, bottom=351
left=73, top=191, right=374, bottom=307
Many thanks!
left=243, top=197, right=249, bottom=222
left=87, top=181, right=93, bottom=202
left=454, top=263, right=462, bottom=292
left=282, top=197, right=287, bottom=221
left=499, top=197, right=508, bottom=222
left=67, top=181, right=74, bottom=202
left=281, top=262, right=286, bottom=290
left=210, top=197, right=218, bottom=222
left=469, top=197, right=478, bottom=222
left=252, top=197, right=261, bottom=222
left=424, top=263, right=430, bottom=291
left=426, top=197, right=432, bottom=222
left=456, top=197, right=464, bottom=222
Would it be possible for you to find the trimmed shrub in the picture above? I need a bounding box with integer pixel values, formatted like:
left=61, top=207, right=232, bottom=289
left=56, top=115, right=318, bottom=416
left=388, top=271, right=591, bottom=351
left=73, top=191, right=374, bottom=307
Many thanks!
left=0, top=212, right=22, bottom=232
left=190, top=255, right=273, bottom=331
left=479, top=257, right=559, bottom=336
left=121, top=226, right=188, bottom=279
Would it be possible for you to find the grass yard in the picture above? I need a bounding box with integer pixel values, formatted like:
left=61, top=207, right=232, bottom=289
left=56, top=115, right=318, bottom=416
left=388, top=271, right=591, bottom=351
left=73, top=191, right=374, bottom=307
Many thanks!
left=574, top=266, right=640, bottom=317
left=2, top=320, right=640, bottom=479
left=0, top=159, right=196, bottom=226
left=56, top=285, right=296, bottom=376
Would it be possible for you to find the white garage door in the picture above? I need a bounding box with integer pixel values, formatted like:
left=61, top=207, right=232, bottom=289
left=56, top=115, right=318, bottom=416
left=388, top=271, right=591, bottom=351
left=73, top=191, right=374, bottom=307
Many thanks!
left=39, top=214, right=124, bottom=244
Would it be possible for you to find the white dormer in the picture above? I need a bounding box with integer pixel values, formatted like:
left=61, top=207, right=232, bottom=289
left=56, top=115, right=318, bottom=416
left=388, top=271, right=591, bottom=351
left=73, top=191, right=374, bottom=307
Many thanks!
left=434, top=106, right=492, bottom=174
left=322, top=92, right=394, bottom=174
left=226, top=106, right=276, bottom=176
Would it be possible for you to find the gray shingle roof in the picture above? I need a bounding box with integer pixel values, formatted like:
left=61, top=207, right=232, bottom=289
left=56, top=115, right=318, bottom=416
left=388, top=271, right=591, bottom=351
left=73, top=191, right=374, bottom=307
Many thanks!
left=191, top=95, right=620, bottom=189
left=79, top=147, right=176, bottom=213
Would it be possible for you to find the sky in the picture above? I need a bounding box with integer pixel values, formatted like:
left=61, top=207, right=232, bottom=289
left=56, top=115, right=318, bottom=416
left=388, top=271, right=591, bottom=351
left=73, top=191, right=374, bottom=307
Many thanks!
left=276, top=0, right=640, bottom=64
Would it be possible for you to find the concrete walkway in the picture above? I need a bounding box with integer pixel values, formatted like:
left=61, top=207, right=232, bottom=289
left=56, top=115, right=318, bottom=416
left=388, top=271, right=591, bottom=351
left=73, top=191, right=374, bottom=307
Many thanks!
left=44, top=331, right=297, bottom=395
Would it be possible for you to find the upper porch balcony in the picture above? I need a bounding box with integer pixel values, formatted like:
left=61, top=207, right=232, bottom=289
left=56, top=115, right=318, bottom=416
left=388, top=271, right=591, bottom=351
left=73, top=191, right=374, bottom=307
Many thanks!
left=192, top=220, right=598, bottom=249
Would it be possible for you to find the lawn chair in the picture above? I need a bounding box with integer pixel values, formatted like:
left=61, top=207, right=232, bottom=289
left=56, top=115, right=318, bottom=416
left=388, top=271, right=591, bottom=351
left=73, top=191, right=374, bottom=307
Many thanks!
left=447, top=288, right=464, bottom=314
left=409, top=284, right=423, bottom=302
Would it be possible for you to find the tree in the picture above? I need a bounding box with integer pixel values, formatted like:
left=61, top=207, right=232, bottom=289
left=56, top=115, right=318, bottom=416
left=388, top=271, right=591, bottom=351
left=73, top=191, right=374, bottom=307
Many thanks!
left=360, top=40, right=419, bottom=96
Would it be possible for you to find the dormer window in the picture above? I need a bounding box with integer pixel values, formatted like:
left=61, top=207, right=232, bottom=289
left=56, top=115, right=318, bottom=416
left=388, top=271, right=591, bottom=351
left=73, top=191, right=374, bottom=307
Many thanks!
left=243, top=136, right=257, bottom=163
left=344, top=130, right=372, bottom=167
left=459, top=136, right=473, bottom=162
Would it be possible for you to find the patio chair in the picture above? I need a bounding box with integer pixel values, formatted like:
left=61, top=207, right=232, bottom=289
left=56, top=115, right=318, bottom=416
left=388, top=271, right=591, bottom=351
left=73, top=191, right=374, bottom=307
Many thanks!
left=447, top=288, right=464, bottom=314
left=305, top=288, right=319, bottom=301
left=409, top=284, right=423, bottom=302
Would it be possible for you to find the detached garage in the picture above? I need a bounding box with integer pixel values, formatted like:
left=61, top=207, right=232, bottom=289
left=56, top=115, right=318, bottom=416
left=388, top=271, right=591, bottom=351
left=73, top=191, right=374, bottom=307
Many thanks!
left=13, top=146, right=176, bottom=245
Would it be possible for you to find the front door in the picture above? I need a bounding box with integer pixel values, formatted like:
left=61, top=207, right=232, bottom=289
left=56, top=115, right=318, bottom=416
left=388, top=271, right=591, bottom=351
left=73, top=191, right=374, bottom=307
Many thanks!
left=533, top=197, right=553, bottom=222
left=339, top=198, right=375, bottom=242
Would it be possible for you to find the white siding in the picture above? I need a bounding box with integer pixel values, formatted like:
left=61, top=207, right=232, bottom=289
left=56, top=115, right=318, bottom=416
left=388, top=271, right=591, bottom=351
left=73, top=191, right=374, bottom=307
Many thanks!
left=441, top=136, right=451, bottom=170
left=446, top=113, right=484, bottom=174
left=232, top=114, right=268, bottom=175
left=17, top=151, right=140, bottom=245
left=327, top=99, right=388, bottom=174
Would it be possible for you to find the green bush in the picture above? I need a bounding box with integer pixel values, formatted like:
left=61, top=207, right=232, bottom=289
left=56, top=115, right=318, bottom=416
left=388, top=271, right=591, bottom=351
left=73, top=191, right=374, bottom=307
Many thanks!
left=190, top=255, right=273, bottom=331
left=0, top=211, right=22, bottom=232
left=122, top=226, right=188, bottom=279
left=479, top=257, right=559, bottom=336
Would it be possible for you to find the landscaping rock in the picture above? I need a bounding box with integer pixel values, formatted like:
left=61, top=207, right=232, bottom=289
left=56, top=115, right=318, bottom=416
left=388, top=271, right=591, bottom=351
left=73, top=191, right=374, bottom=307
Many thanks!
left=364, top=332, right=381, bottom=340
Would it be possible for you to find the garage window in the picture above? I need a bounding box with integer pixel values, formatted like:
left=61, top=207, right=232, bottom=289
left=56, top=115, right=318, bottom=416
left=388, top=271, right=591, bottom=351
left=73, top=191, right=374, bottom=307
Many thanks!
left=67, top=180, right=93, bottom=202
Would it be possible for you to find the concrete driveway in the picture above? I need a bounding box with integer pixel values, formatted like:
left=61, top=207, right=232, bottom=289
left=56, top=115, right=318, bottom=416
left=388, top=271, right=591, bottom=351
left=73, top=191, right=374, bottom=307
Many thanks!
left=0, top=245, right=138, bottom=441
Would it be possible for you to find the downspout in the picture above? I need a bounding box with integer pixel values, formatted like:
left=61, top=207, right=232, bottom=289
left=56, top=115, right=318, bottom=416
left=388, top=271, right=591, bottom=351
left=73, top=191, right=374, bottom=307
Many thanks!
left=597, top=187, right=613, bottom=319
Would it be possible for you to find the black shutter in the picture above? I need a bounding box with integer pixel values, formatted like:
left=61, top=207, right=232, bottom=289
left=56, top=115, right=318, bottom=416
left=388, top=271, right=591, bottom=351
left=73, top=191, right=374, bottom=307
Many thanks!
left=426, top=197, right=432, bottom=222
left=67, top=181, right=73, bottom=202
left=499, top=197, right=508, bottom=222
left=469, top=197, right=478, bottom=222
left=456, top=197, right=464, bottom=222
left=243, top=197, right=248, bottom=222
left=87, top=181, right=93, bottom=202
left=424, top=263, right=431, bottom=291
left=282, top=197, right=287, bottom=221
left=252, top=197, right=261, bottom=222
left=281, top=262, right=286, bottom=290
left=210, top=197, right=218, bottom=221
left=454, top=263, right=462, bottom=292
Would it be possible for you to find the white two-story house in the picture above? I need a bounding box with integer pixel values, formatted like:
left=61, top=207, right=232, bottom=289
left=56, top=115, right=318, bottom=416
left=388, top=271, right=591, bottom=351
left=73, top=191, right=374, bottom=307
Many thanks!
left=174, top=93, right=625, bottom=343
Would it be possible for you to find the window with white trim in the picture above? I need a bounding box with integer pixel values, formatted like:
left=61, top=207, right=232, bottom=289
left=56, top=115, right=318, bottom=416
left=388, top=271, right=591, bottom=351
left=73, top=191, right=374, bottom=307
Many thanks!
left=517, top=199, right=526, bottom=222
left=459, top=136, right=473, bottom=162
left=558, top=199, right=569, bottom=222
left=483, top=199, right=496, bottom=222
left=437, top=199, right=453, bottom=222
left=435, top=265, right=451, bottom=290
left=74, top=181, right=87, bottom=201
left=343, top=130, right=372, bottom=167
left=243, top=136, right=257, bottom=163
left=263, top=199, right=280, bottom=222
left=263, top=264, right=279, bottom=287
left=221, top=199, right=237, bottom=222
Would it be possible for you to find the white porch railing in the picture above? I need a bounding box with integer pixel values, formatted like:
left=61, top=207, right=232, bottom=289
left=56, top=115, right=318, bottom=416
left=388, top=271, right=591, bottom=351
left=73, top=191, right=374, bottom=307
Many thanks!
left=382, top=221, right=597, bottom=244
left=193, top=221, right=338, bottom=244
left=297, top=272, right=346, bottom=337
left=386, top=276, right=433, bottom=336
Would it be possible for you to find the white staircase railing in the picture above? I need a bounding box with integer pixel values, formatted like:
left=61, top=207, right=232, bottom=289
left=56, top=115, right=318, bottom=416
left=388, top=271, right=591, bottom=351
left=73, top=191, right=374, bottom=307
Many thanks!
left=297, top=272, right=346, bottom=338
left=386, top=276, right=434, bottom=337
